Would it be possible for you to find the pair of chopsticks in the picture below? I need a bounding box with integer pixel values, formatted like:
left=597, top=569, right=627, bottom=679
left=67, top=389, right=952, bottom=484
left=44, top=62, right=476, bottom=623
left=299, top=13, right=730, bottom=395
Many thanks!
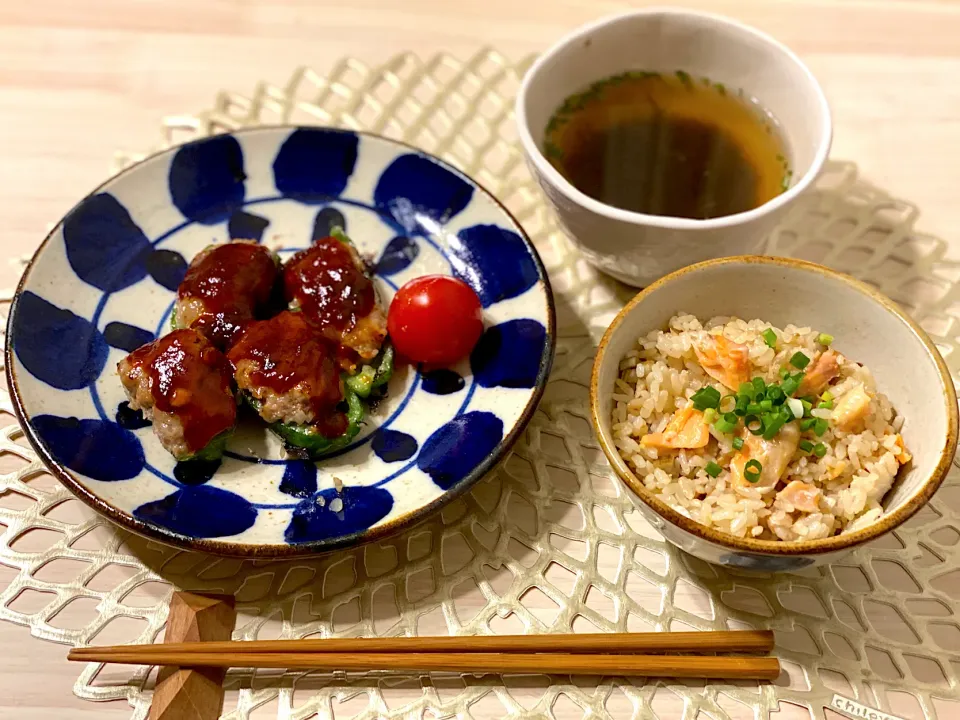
left=69, top=630, right=780, bottom=679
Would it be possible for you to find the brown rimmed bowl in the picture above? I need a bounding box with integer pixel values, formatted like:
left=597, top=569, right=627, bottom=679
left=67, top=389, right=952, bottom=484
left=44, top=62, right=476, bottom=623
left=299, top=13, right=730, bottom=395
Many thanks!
left=590, top=255, right=957, bottom=570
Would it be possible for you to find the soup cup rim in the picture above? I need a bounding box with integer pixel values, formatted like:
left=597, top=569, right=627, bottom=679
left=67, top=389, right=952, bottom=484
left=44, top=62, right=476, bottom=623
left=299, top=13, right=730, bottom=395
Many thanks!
left=515, top=6, right=833, bottom=230
left=589, top=254, right=959, bottom=556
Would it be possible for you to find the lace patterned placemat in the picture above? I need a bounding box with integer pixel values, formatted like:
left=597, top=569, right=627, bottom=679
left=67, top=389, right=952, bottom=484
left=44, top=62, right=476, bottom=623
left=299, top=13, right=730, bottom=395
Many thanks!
left=1, top=50, right=959, bottom=720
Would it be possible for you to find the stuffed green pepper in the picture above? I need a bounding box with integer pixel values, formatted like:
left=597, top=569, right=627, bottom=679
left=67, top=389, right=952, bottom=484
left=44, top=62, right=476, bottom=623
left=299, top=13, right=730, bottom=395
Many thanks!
left=283, top=228, right=388, bottom=371
left=173, top=239, right=281, bottom=350
left=117, top=328, right=237, bottom=462
left=228, top=311, right=368, bottom=457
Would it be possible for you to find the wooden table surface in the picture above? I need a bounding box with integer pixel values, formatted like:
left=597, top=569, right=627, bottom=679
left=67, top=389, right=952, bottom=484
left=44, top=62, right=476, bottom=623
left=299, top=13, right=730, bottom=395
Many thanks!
left=2, top=1, right=959, bottom=717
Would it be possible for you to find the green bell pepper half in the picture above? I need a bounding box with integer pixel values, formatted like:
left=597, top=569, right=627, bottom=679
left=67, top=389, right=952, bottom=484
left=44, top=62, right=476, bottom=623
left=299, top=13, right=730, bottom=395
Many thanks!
left=343, top=343, right=394, bottom=399
left=244, top=386, right=365, bottom=459
left=175, top=426, right=234, bottom=463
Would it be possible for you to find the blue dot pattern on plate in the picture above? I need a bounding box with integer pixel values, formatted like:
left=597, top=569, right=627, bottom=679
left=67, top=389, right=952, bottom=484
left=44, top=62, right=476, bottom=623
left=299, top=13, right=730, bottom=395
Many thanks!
left=173, top=459, right=222, bottom=486
left=280, top=461, right=319, bottom=498
left=449, top=224, right=539, bottom=307
left=10, top=128, right=553, bottom=552
left=371, top=429, right=419, bottom=463
left=286, top=486, right=394, bottom=543
left=115, top=402, right=151, bottom=430
left=228, top=210, right=270, bottom=242
left=103, top=321, right=155, bottom=352
left=273, top=128, right=359, bottom=202
left=421, top=369, right=465, bottom=395
left=31, top=415, right=145, bottom=481
left=373, top=154, right=473, bottom=233
left=134, top=486, right=257, bottom=539
left=169, top=135, right=247, bottom=224
left=417, top=411, right=504, bottom=490
left=63, top=193, right=153, bottom=292
left=12, top=291, right=109, bottom=390
left=145, top=250, right=189, bottom=291
left=471, top=319, right=547, bottom=389
left=374, top=236, right=418, bottom=276
left=312, top=207, right=347, bottom=240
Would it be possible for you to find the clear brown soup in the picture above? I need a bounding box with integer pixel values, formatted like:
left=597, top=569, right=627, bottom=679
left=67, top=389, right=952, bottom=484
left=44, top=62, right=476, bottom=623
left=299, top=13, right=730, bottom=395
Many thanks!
left=543, top=71, right=791, bottom=220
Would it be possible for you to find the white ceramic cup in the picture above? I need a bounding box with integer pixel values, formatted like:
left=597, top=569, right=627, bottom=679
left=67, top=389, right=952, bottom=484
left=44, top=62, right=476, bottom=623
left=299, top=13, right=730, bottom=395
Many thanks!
left=515, top=7, right=832, bottom=287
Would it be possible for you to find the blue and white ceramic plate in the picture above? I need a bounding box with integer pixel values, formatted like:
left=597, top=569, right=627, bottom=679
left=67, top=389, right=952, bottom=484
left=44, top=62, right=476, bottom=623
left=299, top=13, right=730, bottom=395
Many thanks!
left=7, top=127, right=555, bottom=557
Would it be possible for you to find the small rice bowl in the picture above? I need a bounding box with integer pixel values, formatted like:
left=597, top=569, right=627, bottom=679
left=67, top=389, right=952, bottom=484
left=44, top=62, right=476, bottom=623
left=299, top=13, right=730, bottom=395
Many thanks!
left=611, top=314, right=910, bottom=542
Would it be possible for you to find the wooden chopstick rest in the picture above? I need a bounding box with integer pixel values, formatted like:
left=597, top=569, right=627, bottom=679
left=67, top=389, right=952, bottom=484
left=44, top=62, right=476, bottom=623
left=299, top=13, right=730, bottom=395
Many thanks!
left=148, top=592, right=237, bottom=720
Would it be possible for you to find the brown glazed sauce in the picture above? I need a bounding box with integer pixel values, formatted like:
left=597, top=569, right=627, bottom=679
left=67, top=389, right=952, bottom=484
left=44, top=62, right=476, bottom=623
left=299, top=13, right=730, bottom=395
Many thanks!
left=310, top=411, right=350, bottom=439
left=125, top=329, right=236, bottom=453
left=227, top=311, right=347, bottom=436
left=283, top=237, right=374, bottom=336
left=178, top=241, right=279, bottom=348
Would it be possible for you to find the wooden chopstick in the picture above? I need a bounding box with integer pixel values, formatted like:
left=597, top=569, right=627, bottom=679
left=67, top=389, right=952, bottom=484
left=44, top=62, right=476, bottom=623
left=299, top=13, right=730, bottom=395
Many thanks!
left=67, top=650, right=780, bottom=679
left=68, top=630, right=773, bottom=660
left=68, top=632, right=780, bottom=680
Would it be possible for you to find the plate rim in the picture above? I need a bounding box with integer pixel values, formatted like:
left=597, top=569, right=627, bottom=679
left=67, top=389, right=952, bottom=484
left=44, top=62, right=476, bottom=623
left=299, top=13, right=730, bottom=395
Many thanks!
left=6, top=124, right=557, bottom=558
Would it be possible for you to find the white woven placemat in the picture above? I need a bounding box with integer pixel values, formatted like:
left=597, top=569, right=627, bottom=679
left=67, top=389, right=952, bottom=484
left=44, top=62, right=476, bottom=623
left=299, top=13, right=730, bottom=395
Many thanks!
left=1, top=50, right=959, bottom=720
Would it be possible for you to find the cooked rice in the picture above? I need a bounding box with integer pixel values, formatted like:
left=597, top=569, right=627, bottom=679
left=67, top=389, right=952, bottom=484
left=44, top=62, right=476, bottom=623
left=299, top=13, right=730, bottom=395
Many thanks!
left=611, top=314, right=909, bottom=542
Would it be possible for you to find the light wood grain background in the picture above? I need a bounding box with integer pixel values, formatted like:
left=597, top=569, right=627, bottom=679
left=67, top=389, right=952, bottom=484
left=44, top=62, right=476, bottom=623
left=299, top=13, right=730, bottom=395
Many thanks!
left=2, top=1, right=959, bottom=717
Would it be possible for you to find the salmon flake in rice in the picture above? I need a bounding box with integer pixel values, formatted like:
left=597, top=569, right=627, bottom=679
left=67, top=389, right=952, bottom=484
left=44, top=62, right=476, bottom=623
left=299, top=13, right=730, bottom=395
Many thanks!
left=611, top=314, right=910, bottom=542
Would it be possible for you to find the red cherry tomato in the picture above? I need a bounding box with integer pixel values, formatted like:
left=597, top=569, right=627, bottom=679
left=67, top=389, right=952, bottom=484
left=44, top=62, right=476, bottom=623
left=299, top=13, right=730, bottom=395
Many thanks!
left=387, top=275, right=483, bottom=365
